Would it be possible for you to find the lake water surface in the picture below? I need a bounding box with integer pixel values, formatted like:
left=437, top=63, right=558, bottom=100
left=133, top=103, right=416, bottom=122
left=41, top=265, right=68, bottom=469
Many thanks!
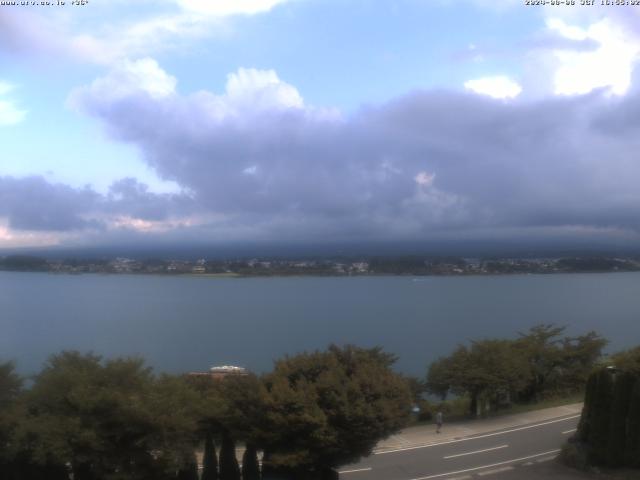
left=2, top=271, right=639, bottom=376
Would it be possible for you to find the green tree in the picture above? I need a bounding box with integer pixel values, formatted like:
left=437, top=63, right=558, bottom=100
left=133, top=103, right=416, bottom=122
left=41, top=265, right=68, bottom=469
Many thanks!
left=515, top=324, right=567, bottom=401
left=218, top=431, right=240, bottom=480
left=403, top=376, right=427, bottom=404
left=14, top=351, right=200, bottom=480
left=201, top=431, right=218, bottom=480
left=175, top=453, right=198, bottom=480
left=0, top=362, right=25, bottom=480
left=428, top=325, right=608, bottom=413
left=216, top=373, right=268, bottom=447
left=0, top=362, right=22, bottom=409
left=427, top=341, right=529, bottom=416
left=241, top=444, right=260, bottom=480
left=516, top=325, right=607, bottom=401
left=573, top=364, right=640, bottom=468
left=611, top=346, right=640, bottom=373
left=426, top=349, right=463, bottom=401
left=260, top=345, right=411, bottom=474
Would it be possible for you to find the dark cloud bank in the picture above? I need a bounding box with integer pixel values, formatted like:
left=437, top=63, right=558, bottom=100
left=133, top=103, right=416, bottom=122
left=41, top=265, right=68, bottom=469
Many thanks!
left=4, top=64, right=640, bottom=253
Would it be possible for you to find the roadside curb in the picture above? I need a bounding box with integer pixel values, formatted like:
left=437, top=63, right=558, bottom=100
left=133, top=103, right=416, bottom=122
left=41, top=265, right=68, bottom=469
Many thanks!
left=373, top=403, right=583, bottom=454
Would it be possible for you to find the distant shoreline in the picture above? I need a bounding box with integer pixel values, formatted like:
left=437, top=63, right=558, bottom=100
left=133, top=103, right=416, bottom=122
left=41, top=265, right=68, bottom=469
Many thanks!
left=1, top=269, right=639, bottom=279
left=2, top=254, right=639, bottom=278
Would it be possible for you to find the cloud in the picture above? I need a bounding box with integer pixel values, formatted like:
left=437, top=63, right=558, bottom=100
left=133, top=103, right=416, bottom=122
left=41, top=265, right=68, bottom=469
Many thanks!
left=0, top=176, right=193, bottom=234
left=513, top=13, right=640, bottom=98
left=464, top=76, right=522, bottom=99
left=547, top=18, right=640, bottom=96
left=177, top=0, right=292, bottom=16
left=0, top=176, right=100, bottom=231
left=453, top=7, right=640, bottom=99
left=0, top=82, right=27, bottom=126
left=225, top=68, right=304, bottom=110
left=69, top=58, right=177, bottom=103
left=0, top=0, right=293, bottom=65
left=63, top=61, right=640, bottom=246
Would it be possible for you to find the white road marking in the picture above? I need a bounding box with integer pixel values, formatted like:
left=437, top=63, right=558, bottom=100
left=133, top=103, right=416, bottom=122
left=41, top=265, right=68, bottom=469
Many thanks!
left=375, top=415, right=580, bottom=455
left=408, top=449, right=561, bottom=480
left=535, top=456, right=557, bottom=463
left=477, top=466, right=514, bottom=476
left=443, top=444, right=508, bottom=459
left=338, top=467, right=373, bottom=474
left=562, top=428, right=577, bottom=435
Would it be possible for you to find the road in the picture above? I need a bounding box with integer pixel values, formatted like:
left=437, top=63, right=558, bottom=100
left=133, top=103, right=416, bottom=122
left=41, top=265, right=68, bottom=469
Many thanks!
left=339, top=413, right=580, bottom=480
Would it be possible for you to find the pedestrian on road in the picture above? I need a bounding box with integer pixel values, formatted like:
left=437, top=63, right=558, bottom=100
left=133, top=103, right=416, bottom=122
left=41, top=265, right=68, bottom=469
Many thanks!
left=436, top=410, right=443, bottom=434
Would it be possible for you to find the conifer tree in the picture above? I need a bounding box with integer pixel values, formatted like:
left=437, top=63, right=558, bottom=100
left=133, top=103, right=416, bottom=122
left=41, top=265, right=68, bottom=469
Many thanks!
left=606, top=372, right=634, bottom=465
left=176, top=453, right=199, bottom=480
left=219, top=431, right=241, bottom=480
left=202, top=431, right=219, bottom=480
left=624, top=378, right=640, bottom=467
left=241, top=444, right=260, bottom=480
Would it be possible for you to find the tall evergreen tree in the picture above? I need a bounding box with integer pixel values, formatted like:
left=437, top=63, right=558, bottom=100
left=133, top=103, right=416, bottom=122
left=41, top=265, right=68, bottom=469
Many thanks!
left=201, top=431, right=218, bottom=480
left=574, top=358, right=640, bottom=469
left=625, top=378, right=640, bottom=467
left=219, top=431, right=240, bottom=480
left=606, top=372, right=634, bottom=465
left=176, top=453, right=199, bottom=480
left=241, top=444, right=260, bottom=480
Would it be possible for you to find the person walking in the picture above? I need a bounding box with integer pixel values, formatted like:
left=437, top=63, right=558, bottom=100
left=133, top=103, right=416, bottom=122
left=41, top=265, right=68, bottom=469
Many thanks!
left=436, top=410, right=443, bottom=434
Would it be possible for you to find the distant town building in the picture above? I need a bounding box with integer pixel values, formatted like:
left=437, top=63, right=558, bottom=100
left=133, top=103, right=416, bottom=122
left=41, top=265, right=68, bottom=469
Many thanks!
left=187, top=365, right=249, bottom=381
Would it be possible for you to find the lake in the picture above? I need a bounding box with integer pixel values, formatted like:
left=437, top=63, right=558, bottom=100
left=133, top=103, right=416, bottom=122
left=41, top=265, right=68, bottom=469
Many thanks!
left=1, top=271, right=639, bottom=376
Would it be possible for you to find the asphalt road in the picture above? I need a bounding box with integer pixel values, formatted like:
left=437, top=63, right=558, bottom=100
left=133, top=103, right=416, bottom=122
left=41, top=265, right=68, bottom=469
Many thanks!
left=339, top=413, right=581, bottom=480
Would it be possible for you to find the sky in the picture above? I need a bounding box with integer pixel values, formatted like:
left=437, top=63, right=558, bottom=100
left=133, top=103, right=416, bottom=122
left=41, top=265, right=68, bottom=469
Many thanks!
left=1, top=0, right=640, bottom=252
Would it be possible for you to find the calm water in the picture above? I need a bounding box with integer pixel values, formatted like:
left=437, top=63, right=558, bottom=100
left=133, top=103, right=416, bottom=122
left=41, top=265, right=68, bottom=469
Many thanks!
left=1, top=272, right=639, bottom=376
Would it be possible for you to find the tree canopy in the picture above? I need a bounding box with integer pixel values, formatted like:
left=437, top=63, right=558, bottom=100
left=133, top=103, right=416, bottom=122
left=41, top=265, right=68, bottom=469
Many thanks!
left=427, top=325, right=607, bottom=415
left=8, top=352, right=201, bottom=480
left=611, top=346, right=640, bottom=374
left=260, top=345, right=411, bottom=471
left=1, top=345, right=413, bottom=479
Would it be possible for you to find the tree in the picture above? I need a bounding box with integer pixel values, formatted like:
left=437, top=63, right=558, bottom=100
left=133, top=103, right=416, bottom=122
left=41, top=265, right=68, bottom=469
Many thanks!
left=0, top=362, right=25, bottom=480
left=516, top=325, right=607, bottom=401
left=573, top=364, right=640, bottom=468
left=427, top=341, right=529, bottom=416
left=218, top=431, right=240, bottom=480
left=176, top=453, right=199, bottom=480
left=0, top=362, right=22, bottom=410
left=201, top=431, right=218, bottom=480
left=515, top=324, right=567, bottom=401
left=259, top=345, right=412, bottom=474
left=426, top=349, right=463, bottom=401
left=241, top=444, right=260, bottom=480
left=216, top=373, right=268, bottom=447
left=403, top=376, right=427, bottom=404
left=611, top=346, right=640, bottom=374
left=427, top=325, right=608, bottom=413
left=13, top=351, right=201, bottom=480
left=557, top=331, right=608, bottom=394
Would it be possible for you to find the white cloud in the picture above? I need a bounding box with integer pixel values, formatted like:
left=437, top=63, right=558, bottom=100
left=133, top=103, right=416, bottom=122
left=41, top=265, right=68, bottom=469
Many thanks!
left=548, top=18, right=640, bottom=96
left=0, top=0, right=292, bottom=66
left=225, top=68, right=304, bottom=110
left=0, top=82, right=27, bottom=127
left=69, top=58, right=177, bottom=105
left=177, top=0, right=291, bottom=16
left=464, top=75, right=522, bottom=99
left=0, top=82, right=14, bottom=96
